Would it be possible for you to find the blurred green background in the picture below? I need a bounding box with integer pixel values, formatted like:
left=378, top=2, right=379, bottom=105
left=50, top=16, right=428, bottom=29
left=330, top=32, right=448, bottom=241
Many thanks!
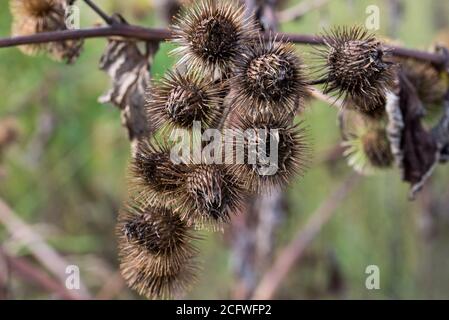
left=1, top=0, right=449, bottom=299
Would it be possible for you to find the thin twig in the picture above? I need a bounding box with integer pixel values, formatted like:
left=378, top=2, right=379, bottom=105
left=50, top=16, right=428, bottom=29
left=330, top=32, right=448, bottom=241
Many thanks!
left=0, top=198, right=90, bottom=299
left=0, top=26, right=170, bottom=48
left=0, top=25, right=447, bottom=66
left=83, top=0, right=115, bottom=25
left=307, top=78, right=328, bottom=86
left=252, top=173, right=361, bottom=300
left=0, top=249, right=8, bottom=299
left=229, top=0, right=285, bottom=300
left=278, top=0, right=333, bottom=23
left=309, top=87, right=344, bottom=108
left=0, top=248, right=79, bottom=300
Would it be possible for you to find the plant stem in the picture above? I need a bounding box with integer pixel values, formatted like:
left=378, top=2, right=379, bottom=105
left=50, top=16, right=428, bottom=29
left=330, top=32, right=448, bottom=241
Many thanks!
left=83, top=0, right=115, bottom=25
left=0, top=25, right=447, bottom=67
left=307, top=78, right=328, bottom=86
left=0, top=26, right=170, bottom=47
left=252, top=173, right=361, bottom=300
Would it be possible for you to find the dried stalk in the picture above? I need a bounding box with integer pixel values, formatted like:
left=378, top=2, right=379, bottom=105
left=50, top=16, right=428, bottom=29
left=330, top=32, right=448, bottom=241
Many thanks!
left=229, top=0, right=287, bottom=300
left=83, top=0, right=115, bottom=25
left=0, top=198, right=90, bottom=299
left=252, top=173, right=361, bottom=300
left=0, top=26, right=447, bottom=66
left=0, top=248, right=80, bottom=300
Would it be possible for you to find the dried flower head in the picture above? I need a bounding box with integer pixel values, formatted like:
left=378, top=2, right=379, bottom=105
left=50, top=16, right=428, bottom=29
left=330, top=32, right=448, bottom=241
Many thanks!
left=175, top=164, right=245, bottom=229
left=146, top=70, right=226, bottom=132
left=117, top=200, right=198, bottom=299
left=315, top=26, right=395, bottom=114
left=228, top=115, right=309, bottom=193
left=343, top=125, right=393, bottom=175
left=130, top=140, right=188, bottom=206
left=362, top=128, right=394, bottom=168
left=233, top=37, right=308, bottom=120
left=99, top=39, right=158, bottom=146
left=10, top=0, right=83, bottom=63
left=171, top=0, right=256, bottom=76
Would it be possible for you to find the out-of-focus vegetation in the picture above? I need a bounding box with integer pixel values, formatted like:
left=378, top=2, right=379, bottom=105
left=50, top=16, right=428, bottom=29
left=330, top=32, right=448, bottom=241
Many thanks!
left=1, top=0, right=449, bottom=299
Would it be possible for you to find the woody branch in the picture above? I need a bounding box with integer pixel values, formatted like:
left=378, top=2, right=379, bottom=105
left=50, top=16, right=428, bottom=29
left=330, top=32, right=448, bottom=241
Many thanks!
left=0, top=25, right=447, bottom=67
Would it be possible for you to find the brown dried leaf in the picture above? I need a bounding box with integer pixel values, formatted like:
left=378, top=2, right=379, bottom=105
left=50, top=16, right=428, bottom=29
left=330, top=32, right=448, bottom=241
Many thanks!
left=432, top=94, right=449, bottom=163
left=398, top=72, right=439, bottom=199
left=385, top=90, right=403, bottom=167
left=441, top=144, right=449, bottom=163
left=99, top=38, right=159, bottom=145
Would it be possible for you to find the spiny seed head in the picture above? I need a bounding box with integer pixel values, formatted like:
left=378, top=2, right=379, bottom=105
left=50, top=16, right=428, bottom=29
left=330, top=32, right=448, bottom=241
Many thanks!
left=117, top=200, right=198, bottom=299
left=130, top=140, right=188, bottom=207
left=343, top=126, right=393, bottom=175
left=146, top=70, right=226, bottom=132
left=228, top=115, right=309, bottom=193
left=121, top=206, right=189, bottom=256
left=233, top=37, right=308, bottom=120
left=346, top=87, right=387, bottom=119
left=10, top=0, right=83, bottom=63
left=171, top=0, right=256, bottom=76
left=175, top=164, right=245, bottom=230
left=314, top=26, right=395, bottom=114
left=15, top=0, right=55, bottom=15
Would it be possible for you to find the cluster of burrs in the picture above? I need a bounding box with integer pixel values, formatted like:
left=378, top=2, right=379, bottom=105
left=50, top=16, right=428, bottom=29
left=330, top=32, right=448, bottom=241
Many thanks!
left=316, top=26, right=448, bottom=180
left=311, top=26, right=397, bottom=175
left=14, top=0, right=445, bottom=299
left=118, top=0, right=446, bottom=299
left=117, top=0, right=310, bottom=299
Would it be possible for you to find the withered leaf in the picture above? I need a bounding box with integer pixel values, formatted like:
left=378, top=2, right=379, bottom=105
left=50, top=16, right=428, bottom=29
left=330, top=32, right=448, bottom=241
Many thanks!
left=99, top=38, right=159, bottom=144
left=432, top=95, right=449, bottom=163
left=441, top=144, right=449, bottom=163
left=398, top=72, right=439, bottom=199
left=385, top=89, right=404, bottom=168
